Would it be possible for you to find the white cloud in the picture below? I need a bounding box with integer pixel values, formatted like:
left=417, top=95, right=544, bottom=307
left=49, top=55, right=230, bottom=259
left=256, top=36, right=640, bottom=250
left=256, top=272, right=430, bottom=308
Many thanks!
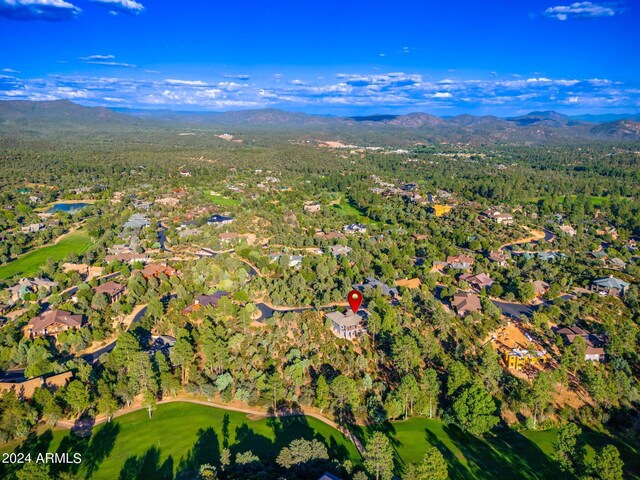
left=431, top=92, right=453, bottom=98
left=164, top=79, right=209, bottom=86
left=2, top=68, right=20, bottom=73
left=80, top=54, right=115, bottom=61
left=90, top=0, right=144, bottom=14
left=0, top=71, right=636, bottom=114
left=0, top=0, right=81, bottom=21
left=87, top=61, right=136, bottom=68
left=222, top=74, right=250, bottom=80
left=544, top=2, right=618, bottom=21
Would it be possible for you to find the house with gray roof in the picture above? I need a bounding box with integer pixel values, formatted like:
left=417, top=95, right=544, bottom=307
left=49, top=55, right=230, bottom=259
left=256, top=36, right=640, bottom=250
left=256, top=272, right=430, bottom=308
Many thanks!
left=353, top=277, right=398, bottom=297
left=590, top=276, right=630, bottom=296
left=326, top=311, right=365, bottom=339
left=123, top=213, right=151, bottom=230
left=329, top=245, right=352, bottom=257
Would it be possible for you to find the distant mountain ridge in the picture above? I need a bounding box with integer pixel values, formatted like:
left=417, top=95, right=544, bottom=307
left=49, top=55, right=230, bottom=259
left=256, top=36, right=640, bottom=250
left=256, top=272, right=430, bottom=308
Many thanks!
left=1, top=99, right=639, bottom=143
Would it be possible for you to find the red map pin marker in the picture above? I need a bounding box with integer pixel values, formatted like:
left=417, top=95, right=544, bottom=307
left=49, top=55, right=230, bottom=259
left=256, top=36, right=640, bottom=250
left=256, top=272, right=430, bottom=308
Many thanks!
left=347, top=289, right=363, bottom=313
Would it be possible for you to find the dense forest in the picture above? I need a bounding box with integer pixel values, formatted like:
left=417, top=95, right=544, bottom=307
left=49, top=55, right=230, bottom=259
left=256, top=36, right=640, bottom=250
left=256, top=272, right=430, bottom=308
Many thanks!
left=0, top=119, right=638, bottom=480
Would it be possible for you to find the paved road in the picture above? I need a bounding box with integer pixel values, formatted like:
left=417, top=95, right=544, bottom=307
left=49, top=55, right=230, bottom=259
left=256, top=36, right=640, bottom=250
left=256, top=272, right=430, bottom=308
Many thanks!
left=491, top=300, right=535, bottom=318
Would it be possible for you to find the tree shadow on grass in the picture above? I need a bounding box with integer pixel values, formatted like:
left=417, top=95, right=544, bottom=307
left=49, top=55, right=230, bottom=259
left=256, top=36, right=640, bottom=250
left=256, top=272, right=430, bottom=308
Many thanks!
left=424, top=428, right=471, bottom=480
left=118, top=446, right=174, bottom=480
left=175, top=427, right=220, bottom=480
left=442, top=424, right=561, bottom=480
left=0, top=429, right=54, bottom=479
left=231, top=421, right=276, bottom=461
left=52, top=420, right=120, bottom=478
left=54, top=429, right=91, bottom=476
left=580, top=425, right=640, bottom=479
left=82, top=421, right=121, bottom=479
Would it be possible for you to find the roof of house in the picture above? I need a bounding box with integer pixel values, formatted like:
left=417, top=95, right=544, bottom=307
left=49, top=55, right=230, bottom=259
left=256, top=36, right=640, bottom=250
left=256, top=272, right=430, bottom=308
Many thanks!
left=488, top=251, right=509, bottom=263
left=123, top=213, right=150, bottom=229
left=532, top=280, right=550, bottom=295
left=27, top=309, right=83, bottom=334
left=105, top=252, right=149, bottom=263
left=460, top=272, right=494, bottom=289
left=141, top=264, right=177, bottom=278
left=94, top=281, right=125, bottom=297
left=592, top=276, right=630, bottom=289
left=557, top=325, right=606, bottom=353
left=318, top=473, right=342, bottom=480
left=557, top=325, right=588, bottom=336
left=9, top=277, right=58, bottom=295
left=195, top=291, right=230, bottom=307
left=326, top=311, right=363, bottom=328
left=353, top=277, right=398, bottom=296
left=609, top=258, right=626, bottom=268
left=446, top=254, right=474, bottom=266
left=329, top=245, right=352, bottom=256
left=451, top=293, right=482, bottom=314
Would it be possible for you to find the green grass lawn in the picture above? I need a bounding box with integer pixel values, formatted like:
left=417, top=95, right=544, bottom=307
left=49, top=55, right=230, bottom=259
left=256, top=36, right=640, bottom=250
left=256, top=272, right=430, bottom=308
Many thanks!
left=352, top=418, right=640, bottom=480
left=526, top=195, right=610, bottom=206
left=0, top=231, right=93, bottom=281
left=204, top=191, right=240, bottom=206
left=333, top=197, right=380, bottom=225
left=1, top=402, right=360, bottom=480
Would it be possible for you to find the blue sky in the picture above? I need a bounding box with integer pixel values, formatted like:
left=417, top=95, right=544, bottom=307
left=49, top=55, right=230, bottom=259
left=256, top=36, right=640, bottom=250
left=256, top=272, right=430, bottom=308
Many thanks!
left=1, top=0, right=639, bottom=115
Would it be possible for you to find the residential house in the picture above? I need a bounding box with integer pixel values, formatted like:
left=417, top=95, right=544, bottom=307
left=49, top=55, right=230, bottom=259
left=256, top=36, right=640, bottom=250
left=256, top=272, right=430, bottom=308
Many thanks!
left=155, top=196, right=180, bottom=208
left=93, top=281, right=126, bottom=303
left=303, top=202, right=322, bottom=213
left=532, top=280, right=550, bottom=297
left=590, top=276, right=630, bottom=296
left=460, top=272, right=494, bottom=291
left=8, top=278, right=58, bottom=303
left=24, top=310, right=84, bottom=338
left=446, top=254, right=475, bottom=271
left=503, top=346, right=548, bottom=370
left=329, top=245, right=352, bottom=257
left=132, top=200, right=152, bottom=210
left=433, top=204, right=452, bottom=216
left=608, top=258, right=626, bottom=270
left=326, top=311, right=366, bottom=339
left=353, top=277, right=398, bottom=297
left=559, top=224, right=577, bottom=237
left=488, top=251, right=509, bottom=267
left=317, top=473, right=342, bottom=480
left=182, top=291, right=231, bottom=314
left=451, top=292, right=482, bottom=316
left=123, top=213, right=151, bottom=230
left=140, top=263, right=178, bottom=279
left=343, top=223, right=367, bottom=234
left=557, top=325, right=606, bottom=361
left=105, top=252, right=150, bottom=264
left=484, top=208, right=514, bottom=225
left=522, top=251, right=561, bottom=262
left=21, top=223, right=44, bottom=233
left=269, top=253, right=304, bottom=268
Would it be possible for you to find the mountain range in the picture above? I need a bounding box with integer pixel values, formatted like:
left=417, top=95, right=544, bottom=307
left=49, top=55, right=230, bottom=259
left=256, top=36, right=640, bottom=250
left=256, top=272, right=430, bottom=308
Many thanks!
left=1, top=99, right=639, bottom=143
